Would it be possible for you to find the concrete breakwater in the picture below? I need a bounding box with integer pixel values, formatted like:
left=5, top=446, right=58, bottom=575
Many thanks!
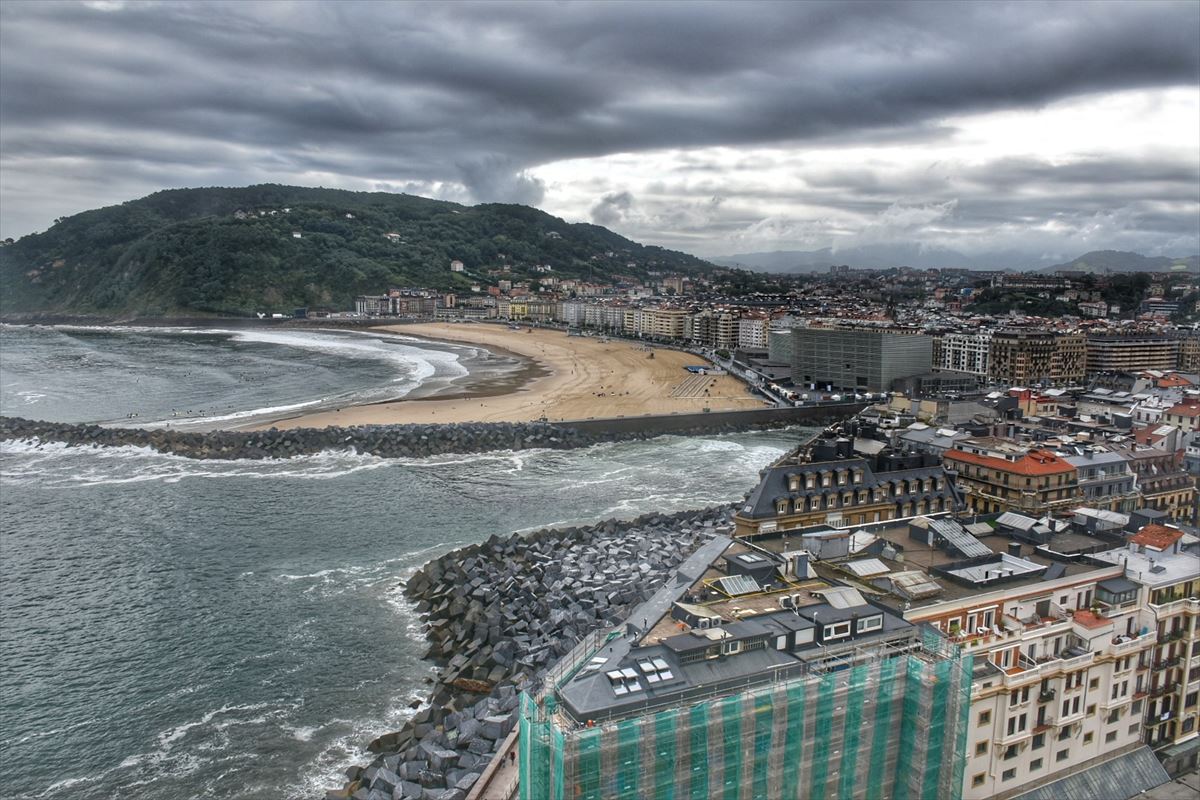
left=0, top=409, right=853, bottom=461
left=328, top=505, right=734, bottom=800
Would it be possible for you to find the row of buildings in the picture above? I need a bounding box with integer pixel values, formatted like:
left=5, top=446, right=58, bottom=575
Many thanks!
left=521, top=418, right=1199, bottom=799
left=766, top=326, right=1200, bottom=394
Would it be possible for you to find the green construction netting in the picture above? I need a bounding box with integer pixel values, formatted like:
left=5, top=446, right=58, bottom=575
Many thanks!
left=519, top=640, right=973, bottom=800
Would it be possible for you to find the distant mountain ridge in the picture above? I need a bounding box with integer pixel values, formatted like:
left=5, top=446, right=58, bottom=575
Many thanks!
left=713, top=245, right=1198, bottom=274
left=1038, top=250, right=1199, bottom=275
left=0, top=185, right=714, bottom=316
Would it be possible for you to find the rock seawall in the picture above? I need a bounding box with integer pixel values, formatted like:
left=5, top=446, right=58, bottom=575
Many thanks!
left=0, top=415, right=803, bottom=461
left=328, top=505, right=733, bottom=800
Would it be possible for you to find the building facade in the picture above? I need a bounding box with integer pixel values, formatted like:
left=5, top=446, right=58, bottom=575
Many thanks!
left=989, top=331, right=1086, bottom=387
left=943, top=442, right=1081, bottom=515
left=937, top=332, right=992, bottom=378
left=1086, top=334, right=1179, bottom=376
left=789, top=328, right=933, bottom=393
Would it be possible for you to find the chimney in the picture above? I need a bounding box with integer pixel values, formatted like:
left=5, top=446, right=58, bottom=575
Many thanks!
left=1008, top=542, right=1022, bottom=557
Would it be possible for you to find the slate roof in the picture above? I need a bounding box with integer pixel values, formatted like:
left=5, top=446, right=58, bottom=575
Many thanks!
left=1009, top=746, right=1169, bottom=800
left=739, top=458, right=956, bottom=521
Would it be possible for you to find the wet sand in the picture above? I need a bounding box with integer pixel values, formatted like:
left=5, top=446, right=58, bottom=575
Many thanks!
left=256, top=323, right=764, bottom=428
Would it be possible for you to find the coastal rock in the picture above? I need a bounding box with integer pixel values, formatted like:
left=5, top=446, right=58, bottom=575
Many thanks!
left=329, top=503, right=737, bottom=799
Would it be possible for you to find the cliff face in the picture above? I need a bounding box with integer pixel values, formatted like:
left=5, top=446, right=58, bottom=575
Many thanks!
left=0, top=184, right=713, bottom=316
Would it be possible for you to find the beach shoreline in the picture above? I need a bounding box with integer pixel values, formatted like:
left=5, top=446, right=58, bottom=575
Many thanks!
left=251, top=323, right=765, bottom=429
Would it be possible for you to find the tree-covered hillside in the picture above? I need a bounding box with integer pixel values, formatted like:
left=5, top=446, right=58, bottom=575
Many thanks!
left=0, top=185, right=714, bottom=315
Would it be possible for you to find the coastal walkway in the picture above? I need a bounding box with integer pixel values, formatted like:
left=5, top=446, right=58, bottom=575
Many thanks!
left=466, top=727, right=520, bottom=800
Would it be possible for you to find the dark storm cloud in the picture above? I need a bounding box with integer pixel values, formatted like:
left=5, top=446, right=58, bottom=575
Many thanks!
left=1, top=0, right=1198, bottom=253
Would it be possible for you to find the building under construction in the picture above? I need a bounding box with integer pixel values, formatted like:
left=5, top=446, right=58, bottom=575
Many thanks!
left=518, top=536, right=974, bottom=800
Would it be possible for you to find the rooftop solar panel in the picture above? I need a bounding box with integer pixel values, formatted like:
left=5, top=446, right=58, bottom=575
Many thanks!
left=715, top=574, right=760, bottom=596
left=931, top=519, right=992, bottom=558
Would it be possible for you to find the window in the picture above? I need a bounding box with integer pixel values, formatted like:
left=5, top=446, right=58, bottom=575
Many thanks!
left=975, top=741, right=988, bottom=756
left=1090, top=677, right=1099, bottom=690
left=1132, top=700, right=1143, bottom=715
left=1058, top=726, right=1072, bottom=741
left=972, top=774, right=986, bottom=788
left=1107, top=710, right=1120, bottom=724
left=1032, top=733, right=1045, bottom=750
left=824, top=622, right=851, bottom=639
left=1083, top=732, right=1093, bottom=745
left=1105, top=731, right=1118, bottom=743
left=979, top=710, right=992, bottom=726
left=857, top=616, right=882, bottom=633
left=1004, top=745, right=1019, bottom=761
left=1030, top=758, right=1043, bottom=771
left=1002, top=768, right=1016, bottom=782
left=1129, top=723, right=1140, bottom=735
left=1056, top=749, right=1070, bottom=763
left=1086, top=704, right=1096, bottom=717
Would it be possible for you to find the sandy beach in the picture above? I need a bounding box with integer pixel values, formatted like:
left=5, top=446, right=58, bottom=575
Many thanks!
left=257, top=323, right=765, bottom=428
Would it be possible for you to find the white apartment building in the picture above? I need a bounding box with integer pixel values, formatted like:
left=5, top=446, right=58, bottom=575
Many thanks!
left=906, top=560, right=1154, bottom=799
left=1093, top=525, right=1200, bottom=757
left=937, top=332, right=992, bottom=377
left=738, top=316, right=770, bottom=349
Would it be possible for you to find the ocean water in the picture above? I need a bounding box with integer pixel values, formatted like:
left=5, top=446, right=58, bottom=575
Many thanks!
left=0, top=324, right=525, bottom=428
left=0, top=325, right=806, bottom=799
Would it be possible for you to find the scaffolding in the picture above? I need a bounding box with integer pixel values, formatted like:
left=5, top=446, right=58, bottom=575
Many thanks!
left=520, top=629, right=973, bottom=800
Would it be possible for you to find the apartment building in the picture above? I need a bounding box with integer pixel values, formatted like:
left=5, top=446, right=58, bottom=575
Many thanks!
left=623, top=307, right=687, bottom=340
left=989, top=330, right=1086, bottom=387
left=737, top=315, right=771, bottom=349
left=1112, top=444, right=1197, bottom=524
left=850, top=514, right=1179, bottom=799
left=1179, top=332, right=1200, bottom=373
left=733, top=439, right=960, bottom=537
left=943, top=440, right=1081, bottom=515
left=1163, top=399, right=1200, bottom=435
left=685, top=309, right=737, bottom=350
left=1093, top=525, right=1200, bottom=766
left=1061, top=449, right=1139, bottom=514
left=1086, top=334, right=1180, bottom=376
left=936, top=332, right=992, bottom=377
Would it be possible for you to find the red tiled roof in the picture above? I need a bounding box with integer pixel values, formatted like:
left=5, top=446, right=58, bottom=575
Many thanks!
left=1130, top=523, right=1183, bottom=551
left=944, top=448, right=1075, bottom=476
left=1071, top=609, right=1110, bottom=629
left=1155, top=374, right=1193, bottom=389
left=1166, top=402, right=1200, bottom=418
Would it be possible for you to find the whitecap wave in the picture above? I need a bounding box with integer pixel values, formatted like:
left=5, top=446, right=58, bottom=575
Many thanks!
left=0, top=440, right=393, bottom=486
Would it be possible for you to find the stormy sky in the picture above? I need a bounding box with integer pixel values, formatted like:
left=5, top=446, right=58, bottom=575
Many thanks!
left=1, top=0, right=1198, bottom=265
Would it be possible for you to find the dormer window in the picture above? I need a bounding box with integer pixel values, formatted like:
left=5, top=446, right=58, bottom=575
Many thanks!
left=789, top=477, right=800, bottom=492
left=822, top=474, right=832, bottom=488
left=806, top=476, right=816, bottom=489
left=853, top=469, right=864, bottom=483
left=777, top=500, right=789, bottom=515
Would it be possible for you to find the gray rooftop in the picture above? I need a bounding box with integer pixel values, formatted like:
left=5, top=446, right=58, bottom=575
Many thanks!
left=1009, top=746, right=1169, bottom=800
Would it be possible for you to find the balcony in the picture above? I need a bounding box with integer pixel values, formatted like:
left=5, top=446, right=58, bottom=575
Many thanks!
left=1150, top=682, right=1179, bottom=698
left=1038, top=688, right=1056, bottom=704
left=1153, top=599, right=1199, bottom=617
left=1154, top=656, right=1182, bottom=670
left=1146, top=710, right=1175, bottom=727
left=1059, top=649, right=1096, bottom=670
left=1106, top=633, right=1157, bottom=658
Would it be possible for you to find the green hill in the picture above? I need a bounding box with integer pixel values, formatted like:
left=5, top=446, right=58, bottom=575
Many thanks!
left=0, top=185, right=714, bottom=316
left=1040, top=249, right=1199, bottom=274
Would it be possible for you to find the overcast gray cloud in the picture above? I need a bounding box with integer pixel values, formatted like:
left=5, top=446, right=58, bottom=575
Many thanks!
left=1, top=0, right=1197, bottom=263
